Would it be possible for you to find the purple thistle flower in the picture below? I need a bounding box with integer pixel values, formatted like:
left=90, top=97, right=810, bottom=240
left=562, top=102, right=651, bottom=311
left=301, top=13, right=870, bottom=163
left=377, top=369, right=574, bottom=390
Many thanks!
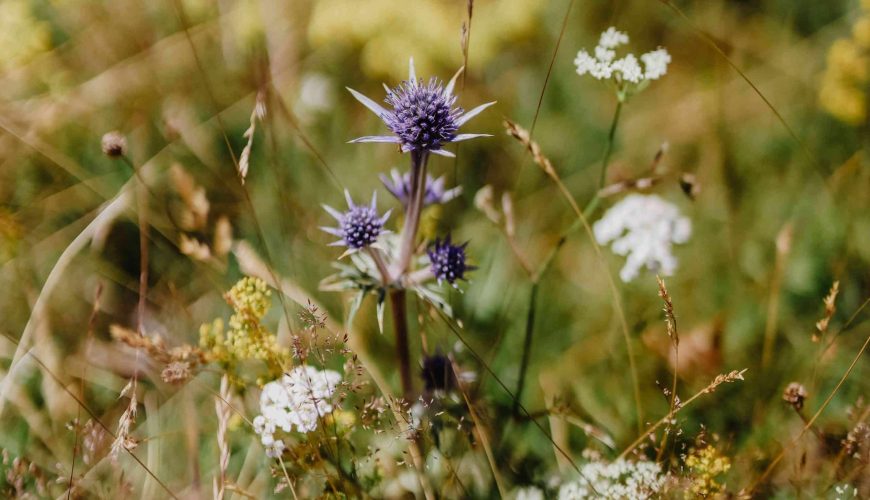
left=321, top=191, right=391, bottom=250
left=427, top=235, right=473, bottom=285
left=380, top=168, right=462, bottom=208
left=347, top=58, right=495, bottom=156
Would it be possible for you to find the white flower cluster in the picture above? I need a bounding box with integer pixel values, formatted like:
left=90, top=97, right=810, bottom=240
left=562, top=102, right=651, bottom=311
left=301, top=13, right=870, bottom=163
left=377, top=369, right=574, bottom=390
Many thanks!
left=574, top=27, right=671, bottom=85
left=252, top=365, right=342, bottom=458
left=514, top=486, right=545, bottom=500
left=593, top=194, right=691, bottom=282
left=558, top=459, right=666, bottom=499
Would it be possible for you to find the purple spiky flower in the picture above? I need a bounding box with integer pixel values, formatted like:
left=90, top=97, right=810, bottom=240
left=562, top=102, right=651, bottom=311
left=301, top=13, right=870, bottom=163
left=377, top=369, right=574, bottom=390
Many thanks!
left=322, top=191, right=391, bottom=250
left=427, top=236, right=473, bottom=285
left=380, top=168, right=462, bottom=208
left=347, top=58, right=495, bottom=156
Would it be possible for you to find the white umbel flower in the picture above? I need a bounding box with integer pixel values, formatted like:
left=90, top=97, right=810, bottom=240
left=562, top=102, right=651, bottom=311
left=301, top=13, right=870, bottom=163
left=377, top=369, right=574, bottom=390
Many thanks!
left=598, top=27, right=629, bottom=49
left=612, top=54, right=643, bottom=84
left=574, top=27, right=671, bottom=92
left=514, top=486, right=545, bottom=500
left=558, top=459, right=666, bottom=499
left=253, top=365, right=342, bottom=455
left=593, top=194, right=691, bottom=282
left=641, top=48, right=672, bottom=80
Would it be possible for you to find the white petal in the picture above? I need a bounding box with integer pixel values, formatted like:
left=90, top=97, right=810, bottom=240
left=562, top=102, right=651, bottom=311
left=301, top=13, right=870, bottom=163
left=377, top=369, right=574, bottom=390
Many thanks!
left=344, top=189, right=354, bottom=208
left=320, top=226, right=342, bottom=236
left=430, top=149, right=456, bottom=158
left=347, top=87, right=388, bottom=118
left=408, top=57, right=417, bottom=82
left=444, top=66, right=465, bottom=96
left=380, top=208, right=393, bottom=223
left=456, top=101, right=496, bottom=126
left=452, top=133, right=491, bottom=142
left=349, top=135, right=400, bottom=144
left=322, top=205, right=343, bottom=221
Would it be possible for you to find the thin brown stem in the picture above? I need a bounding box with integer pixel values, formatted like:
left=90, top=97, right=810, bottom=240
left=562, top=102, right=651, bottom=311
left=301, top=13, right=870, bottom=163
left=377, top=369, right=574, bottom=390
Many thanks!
left=619, top=369, right=747, bottom=460
left=389, top=289, right=414, bottom=400
left=747, top=332, right=870, bottom=493
left=67, top=283, right=103, bottom=499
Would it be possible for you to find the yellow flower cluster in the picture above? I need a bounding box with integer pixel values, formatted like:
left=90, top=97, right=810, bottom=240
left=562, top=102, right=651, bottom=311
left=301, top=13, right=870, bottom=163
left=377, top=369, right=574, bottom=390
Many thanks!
left=199, top=277, right=288, bottom=368
left=820, top=1, right=870, bottom=125
left=0, top=0, right=51, bottom=71
left=307, top=0, right=545, bottom=79
left=685, top=445, right=731, bottom=498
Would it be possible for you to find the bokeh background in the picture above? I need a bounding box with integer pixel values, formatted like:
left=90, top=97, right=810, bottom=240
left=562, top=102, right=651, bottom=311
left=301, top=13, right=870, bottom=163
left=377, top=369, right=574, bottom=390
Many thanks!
left=0, top=0, right=868, bottom=497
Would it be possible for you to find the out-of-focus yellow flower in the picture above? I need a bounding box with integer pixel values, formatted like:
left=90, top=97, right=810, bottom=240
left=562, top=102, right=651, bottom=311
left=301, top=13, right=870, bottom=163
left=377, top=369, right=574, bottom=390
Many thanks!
left=820, top=9, right=870, bottom=125
left=199, top=277, right=289, bottom=374
left=820, top=78, right=866, bottom=125
left=308, top=0, right=545, bottom=78
left=829, top=39, right=868, bottom=82
left=854, top=16, right=870, bottom=48
left=685, top=445, right=731, bottom=498
left=0, top=0, right=51, bottom=70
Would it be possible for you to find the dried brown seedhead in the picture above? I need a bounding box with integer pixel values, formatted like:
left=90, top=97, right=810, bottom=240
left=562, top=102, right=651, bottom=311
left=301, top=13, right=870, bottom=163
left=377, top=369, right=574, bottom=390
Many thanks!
left=101, top=131, right=127, bottom=157
left=813, top=280, right=839, bottom=342
left=782, top=382, right=808, bottom=411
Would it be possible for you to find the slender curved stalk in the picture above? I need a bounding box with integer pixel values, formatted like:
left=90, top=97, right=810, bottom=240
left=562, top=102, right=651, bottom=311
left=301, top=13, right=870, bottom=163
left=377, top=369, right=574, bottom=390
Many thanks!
left=747, top=332, right=870, bottom=493
left=513, top=283, right=539, bottom=416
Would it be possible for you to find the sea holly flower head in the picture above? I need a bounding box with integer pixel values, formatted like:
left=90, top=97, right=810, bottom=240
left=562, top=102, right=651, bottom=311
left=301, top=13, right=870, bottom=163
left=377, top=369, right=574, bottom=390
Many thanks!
left=322, top=190, right=391, bottom=250
left=380, top=168, right=462, bottom=208
left=427, top=235, right=473, bottom=286
left=574, top=27, right=671, bottom=98
left=347, top=58, right=495, bottom=156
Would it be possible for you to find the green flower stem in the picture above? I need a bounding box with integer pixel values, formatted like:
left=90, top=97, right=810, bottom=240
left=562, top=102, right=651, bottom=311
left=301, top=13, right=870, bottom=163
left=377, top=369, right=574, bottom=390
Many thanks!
left=597, top=100, right=623, bottom=190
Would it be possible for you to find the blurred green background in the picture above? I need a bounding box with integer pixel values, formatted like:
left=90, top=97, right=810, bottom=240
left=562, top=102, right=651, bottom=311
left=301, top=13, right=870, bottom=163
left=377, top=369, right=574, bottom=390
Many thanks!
left=0, top=0, right=868, bottom=496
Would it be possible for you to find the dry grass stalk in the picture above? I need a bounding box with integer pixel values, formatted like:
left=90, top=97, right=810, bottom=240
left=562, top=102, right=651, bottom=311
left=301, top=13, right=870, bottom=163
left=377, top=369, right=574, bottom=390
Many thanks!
left=657, top=276, right=679, bottom=349
left=68, top=283, right=103, bottom=495
left=656, top=276, right=680, bottom=462
left=238, top=90, right=267, bottom=184
left=109, top=379, right=139, bottom=459
left=747, top=330, right=870, bottom=494
left=504, top=117, right=644, bottom=432
left=814, top=281, right=840, bottom=342
left=761, top=222, right=793, bottom=370
left=170, top=164, right=210, bottom=231
left=451, top=356, right=508, bottom=498
left=504, top=119, right=556, bottom=178
left=213, top=374, right=231, bottom=500
left=598, top=176, right=661, bottom=198
left=619, top=369, right=747, bottom=460
left=110, top=324, right=205, bottom=384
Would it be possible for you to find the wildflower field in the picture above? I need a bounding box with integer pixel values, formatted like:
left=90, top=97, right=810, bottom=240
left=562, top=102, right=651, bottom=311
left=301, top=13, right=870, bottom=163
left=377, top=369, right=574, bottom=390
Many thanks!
left=1, top=0, right=869, bottom=498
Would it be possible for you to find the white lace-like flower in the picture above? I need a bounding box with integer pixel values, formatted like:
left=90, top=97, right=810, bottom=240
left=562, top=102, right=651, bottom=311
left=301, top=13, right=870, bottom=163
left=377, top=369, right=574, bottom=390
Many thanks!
left=253, top=365, right=342, bottom=456
left=612, top=54, right=643, bottom=84
left=641, top=48, right=672, bottom=80
left=514, top=486, right=545, bottom=500
left=593, top=194, right=691, bottom=282
left=598, top=27, right=629, bottom=49
left=574, top=27, right=671, bottom=91
left=558, top=459, right=666, bottom=499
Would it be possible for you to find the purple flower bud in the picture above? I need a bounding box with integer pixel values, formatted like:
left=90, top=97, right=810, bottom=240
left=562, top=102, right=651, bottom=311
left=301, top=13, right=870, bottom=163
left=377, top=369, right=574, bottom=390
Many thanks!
left=427, top=236, right=472, bottom=285
left=322, top=191, right=391, bottom=250
left=380, top=168, right=461, bottom=208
